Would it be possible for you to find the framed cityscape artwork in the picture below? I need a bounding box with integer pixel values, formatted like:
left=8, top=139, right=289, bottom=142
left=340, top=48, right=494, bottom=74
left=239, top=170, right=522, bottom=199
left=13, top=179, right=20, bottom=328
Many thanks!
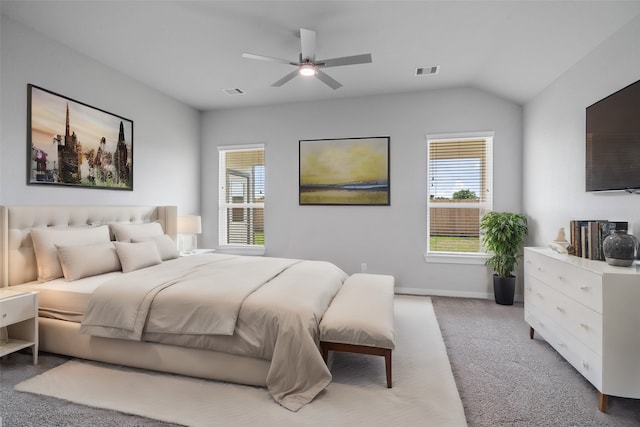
left=27, top=84, right=133, bottom=190
left=299, top=136, right=390, bottom=205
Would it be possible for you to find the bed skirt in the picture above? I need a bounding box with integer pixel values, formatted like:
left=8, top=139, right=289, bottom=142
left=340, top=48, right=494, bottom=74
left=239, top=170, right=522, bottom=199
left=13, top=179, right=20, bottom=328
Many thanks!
left=38, top=317, right=270, bottom=387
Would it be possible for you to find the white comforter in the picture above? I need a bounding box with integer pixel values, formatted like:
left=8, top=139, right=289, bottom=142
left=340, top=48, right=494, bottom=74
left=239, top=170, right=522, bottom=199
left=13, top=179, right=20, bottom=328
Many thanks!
left=80, top=253, right=348, bottom=411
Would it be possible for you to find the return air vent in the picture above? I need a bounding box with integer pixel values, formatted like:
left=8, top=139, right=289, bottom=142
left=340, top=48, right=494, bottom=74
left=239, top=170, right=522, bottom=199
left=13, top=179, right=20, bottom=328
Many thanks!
left=223, top=88, right=245, bottom=96
left=415, top=66, right=440, bottom=76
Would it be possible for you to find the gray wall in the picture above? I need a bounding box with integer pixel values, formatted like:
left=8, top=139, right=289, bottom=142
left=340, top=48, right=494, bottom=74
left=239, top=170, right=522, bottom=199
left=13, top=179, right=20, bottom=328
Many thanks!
left=0, top=16, right=201, bottom=214
left=201, top=88, right=523, bottom=297
left=523, top=14, right=640, bottom=247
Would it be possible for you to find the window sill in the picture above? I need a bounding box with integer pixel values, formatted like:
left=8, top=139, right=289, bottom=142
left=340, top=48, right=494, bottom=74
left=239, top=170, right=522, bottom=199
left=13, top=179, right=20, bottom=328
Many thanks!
left=424, top=252, right=489, bottom=265
left=216, top=245, right=266, bottom=256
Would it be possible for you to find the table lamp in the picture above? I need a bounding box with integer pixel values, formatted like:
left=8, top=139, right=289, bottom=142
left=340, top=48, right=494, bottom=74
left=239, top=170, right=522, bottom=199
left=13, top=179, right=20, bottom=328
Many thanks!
left=177, top=215, right=202, bottom=254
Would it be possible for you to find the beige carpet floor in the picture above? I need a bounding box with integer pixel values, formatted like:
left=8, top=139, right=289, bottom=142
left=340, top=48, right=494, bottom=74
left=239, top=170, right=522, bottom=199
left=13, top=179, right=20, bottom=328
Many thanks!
left=14, top=295, right=466, bottom=427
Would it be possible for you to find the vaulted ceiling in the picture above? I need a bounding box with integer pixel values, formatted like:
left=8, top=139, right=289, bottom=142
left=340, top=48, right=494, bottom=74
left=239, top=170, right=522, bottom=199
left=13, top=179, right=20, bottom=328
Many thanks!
left=3, top=1, right=640, bottom=110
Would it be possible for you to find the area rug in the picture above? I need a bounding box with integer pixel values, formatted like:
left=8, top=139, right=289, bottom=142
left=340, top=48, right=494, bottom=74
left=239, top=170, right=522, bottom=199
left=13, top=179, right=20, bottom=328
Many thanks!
left=14, top=295, right=467, bottom=427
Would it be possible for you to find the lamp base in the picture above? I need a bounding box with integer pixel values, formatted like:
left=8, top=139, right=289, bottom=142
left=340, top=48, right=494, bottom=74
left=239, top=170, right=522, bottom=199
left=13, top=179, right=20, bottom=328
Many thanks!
left=179, top=234, right=197, bottom=254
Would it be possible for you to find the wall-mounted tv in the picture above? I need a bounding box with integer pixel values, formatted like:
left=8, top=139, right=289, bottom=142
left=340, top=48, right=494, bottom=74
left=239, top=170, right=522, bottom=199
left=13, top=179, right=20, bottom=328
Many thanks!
left=586, top=78, right=640, bottom=192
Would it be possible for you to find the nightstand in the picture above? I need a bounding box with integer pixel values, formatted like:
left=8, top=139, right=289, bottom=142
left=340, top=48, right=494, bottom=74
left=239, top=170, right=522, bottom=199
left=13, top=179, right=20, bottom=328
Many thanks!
left=0, top=289, right=38, bottom=364
left=180, top=248, right=215, bottom=256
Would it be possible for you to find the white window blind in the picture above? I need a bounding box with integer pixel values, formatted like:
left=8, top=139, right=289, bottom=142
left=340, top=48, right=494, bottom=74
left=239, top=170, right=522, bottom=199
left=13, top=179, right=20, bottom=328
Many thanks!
left=218, top=145, right=265, bottom=247
left=427, top=134, right=493, bottom=255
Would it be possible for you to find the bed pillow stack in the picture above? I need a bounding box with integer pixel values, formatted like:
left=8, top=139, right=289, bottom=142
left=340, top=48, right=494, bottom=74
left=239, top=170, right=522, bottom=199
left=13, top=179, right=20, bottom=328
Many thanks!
left=31, top=225, right=117, bottom=282
left=30, top=222, right=179, bottom=282
left=111, top=222, right=179, bottom=261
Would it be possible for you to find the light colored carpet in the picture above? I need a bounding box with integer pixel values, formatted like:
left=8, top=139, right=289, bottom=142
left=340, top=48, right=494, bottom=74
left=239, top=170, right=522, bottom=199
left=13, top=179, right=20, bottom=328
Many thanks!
left=14, top=295, right=466, bottom=427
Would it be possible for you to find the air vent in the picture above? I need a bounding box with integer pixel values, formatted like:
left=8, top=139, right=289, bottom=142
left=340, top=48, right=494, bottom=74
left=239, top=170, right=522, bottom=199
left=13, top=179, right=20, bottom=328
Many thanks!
left=223, top=88, right=245, bottom=96
left=415, top=66, right=440, bottom=76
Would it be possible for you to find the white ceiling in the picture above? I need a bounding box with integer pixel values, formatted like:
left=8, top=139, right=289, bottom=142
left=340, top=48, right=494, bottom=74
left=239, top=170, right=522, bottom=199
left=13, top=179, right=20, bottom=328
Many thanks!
left=3, top=1, right=640, bottom=111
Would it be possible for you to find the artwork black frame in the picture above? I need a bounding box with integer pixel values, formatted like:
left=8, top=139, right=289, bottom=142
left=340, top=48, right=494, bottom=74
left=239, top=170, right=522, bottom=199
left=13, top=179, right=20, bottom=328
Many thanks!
left=27, top=84, right=133, bottom=190
left=299, top=136, right=390, bottom=206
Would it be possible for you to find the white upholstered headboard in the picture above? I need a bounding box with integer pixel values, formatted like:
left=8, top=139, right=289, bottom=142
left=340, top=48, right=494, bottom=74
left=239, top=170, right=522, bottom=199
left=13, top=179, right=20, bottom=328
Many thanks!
left=0, top=205, right=177, bottom=287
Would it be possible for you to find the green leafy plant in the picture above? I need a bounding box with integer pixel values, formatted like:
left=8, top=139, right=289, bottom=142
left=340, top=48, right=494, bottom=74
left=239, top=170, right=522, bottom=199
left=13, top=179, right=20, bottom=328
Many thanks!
left=480, top=212, right=528, bottom=278
left=452, top=189, right=477, bottom=200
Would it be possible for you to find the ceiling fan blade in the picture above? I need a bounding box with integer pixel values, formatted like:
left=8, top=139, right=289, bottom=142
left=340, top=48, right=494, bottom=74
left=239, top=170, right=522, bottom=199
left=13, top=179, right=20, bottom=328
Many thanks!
left=300, top=28, right=316, bottom=61
left=242, top=53, right=297, bottom=66
left=318, top=53, right=373, bottom=68
left=271, top=70, right=299, bottom=87
left=315, top=70, right=342, bottom=90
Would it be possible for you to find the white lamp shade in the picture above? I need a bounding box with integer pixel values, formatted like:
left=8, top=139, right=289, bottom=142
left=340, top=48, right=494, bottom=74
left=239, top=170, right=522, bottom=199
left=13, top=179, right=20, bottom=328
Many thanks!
left=177, top=215, right=202, bottom=234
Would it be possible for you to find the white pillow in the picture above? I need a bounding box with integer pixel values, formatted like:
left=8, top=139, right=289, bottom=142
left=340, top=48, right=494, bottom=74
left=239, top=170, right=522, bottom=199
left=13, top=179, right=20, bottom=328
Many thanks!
left=132, top=235, right=178, bottom=261
left=110, top=222, right=164, bottom=242
left=56, top=242, right=121, bottom=281
left=114, top=241, right=163, bottom=273
left=31, top=225, right=112, bottom=281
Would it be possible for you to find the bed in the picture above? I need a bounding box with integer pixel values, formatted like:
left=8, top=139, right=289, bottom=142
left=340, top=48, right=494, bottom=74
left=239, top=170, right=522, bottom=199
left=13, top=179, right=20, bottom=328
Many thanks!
left=0, top=205, right=348, bottom=411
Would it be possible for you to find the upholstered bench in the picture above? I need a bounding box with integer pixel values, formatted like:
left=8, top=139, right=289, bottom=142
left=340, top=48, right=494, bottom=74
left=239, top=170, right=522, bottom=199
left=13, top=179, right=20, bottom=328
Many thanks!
left=319, top=273, right=396, bottom=387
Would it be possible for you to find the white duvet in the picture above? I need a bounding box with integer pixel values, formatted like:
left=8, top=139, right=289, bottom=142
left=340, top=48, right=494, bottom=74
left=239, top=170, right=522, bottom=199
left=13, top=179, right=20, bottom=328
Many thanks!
left=80, top=253, right=348, bottom=411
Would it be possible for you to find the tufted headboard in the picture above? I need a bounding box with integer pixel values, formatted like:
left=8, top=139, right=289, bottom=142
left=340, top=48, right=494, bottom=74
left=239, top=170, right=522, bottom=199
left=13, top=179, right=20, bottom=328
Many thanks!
left=0, top=205, right=177, bottom=287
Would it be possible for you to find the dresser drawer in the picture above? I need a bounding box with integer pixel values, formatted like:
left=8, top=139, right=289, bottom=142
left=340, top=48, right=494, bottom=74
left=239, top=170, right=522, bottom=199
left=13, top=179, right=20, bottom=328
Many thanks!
left=0, top=293, right=36, bottom=327
left=525, top=251, right=602, bottom=312
left=526, top=307, right=603, bottom=391
left=525, top=276, right=602, bottom=354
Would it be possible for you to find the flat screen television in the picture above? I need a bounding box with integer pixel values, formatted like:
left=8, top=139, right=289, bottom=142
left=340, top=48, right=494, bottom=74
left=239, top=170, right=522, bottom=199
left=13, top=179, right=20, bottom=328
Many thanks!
left=586, top=78, right=640, bottom=192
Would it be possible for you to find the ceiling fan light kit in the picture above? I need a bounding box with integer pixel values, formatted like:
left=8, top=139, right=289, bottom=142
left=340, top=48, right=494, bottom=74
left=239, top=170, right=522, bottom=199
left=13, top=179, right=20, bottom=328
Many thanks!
left=242, top=28, right=372, bottom=90
left=299, top=63, right=316, bottom=76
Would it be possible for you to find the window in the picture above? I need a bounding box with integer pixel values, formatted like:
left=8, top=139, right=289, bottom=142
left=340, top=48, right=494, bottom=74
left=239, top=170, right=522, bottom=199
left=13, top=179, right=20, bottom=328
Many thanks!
left=218, top=145, right=265, bottom=249
left=426, top=133, right=493, bottom=259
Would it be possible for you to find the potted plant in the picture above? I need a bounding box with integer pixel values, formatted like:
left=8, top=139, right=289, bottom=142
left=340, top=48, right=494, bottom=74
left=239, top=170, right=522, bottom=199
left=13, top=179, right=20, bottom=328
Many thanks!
left=480, top=211, right=528, bottom=305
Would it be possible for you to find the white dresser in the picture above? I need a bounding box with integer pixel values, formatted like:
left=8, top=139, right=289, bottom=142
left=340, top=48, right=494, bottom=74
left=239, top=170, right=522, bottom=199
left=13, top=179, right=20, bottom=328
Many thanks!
left=524, top=247, right=640, bottom=412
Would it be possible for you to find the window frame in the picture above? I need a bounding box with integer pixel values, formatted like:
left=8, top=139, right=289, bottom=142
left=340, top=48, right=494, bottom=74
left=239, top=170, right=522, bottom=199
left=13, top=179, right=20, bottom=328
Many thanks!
left=424, top=132, right=494, bottom=264
left=218, top=144, right=265, bottom=255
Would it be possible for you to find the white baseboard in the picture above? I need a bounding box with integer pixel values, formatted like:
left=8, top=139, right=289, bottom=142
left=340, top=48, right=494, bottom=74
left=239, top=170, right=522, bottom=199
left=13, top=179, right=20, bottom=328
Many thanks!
left=395, top=286, right=523, bottom=303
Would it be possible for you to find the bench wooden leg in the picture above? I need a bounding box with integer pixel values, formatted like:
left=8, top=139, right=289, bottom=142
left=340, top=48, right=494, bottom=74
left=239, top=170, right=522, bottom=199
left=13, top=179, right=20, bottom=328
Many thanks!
left=320, top=341, right=393, bottom=388
left=320, top=342, right=329, bottom=363
left=384, top=349, right=392, bottom=388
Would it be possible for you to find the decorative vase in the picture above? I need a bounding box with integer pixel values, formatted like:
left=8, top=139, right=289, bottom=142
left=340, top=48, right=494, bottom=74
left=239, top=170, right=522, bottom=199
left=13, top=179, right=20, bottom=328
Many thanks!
left=602, top=230, right=638, bottom=267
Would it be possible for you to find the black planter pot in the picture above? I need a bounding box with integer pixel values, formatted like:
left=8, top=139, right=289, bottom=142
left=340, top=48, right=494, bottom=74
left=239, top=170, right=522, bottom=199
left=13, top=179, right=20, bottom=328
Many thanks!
left=493, top=275, right=515, bottom=305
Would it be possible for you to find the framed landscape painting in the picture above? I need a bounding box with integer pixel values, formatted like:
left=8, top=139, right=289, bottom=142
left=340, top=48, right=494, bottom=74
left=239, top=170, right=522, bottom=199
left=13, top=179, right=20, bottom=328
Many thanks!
left=27, top=84, right=133, bottom=190
left=299, top=136, right=390, bottom=205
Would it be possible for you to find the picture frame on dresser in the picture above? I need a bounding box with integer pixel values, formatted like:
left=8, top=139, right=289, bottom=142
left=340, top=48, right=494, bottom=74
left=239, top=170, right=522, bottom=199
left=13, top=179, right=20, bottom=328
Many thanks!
left=27, top=84, right=133, bottom=190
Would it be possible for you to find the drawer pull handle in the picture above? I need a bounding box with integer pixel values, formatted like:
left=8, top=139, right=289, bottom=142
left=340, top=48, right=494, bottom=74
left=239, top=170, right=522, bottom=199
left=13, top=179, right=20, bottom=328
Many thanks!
left=583, top=361, right=589, bottom=369
left=536, top=293, right=543, bottom=298
left=2, top=313, right=6, bottom=318
left=580, top=286, right=590, bottom=291
left=556, top=306, right=565, bottom=313
left=537, top=266, right=543, bottom=271
left=557, top=275, right=564, bottom=281
left=580, top=323, right=589, bottom=330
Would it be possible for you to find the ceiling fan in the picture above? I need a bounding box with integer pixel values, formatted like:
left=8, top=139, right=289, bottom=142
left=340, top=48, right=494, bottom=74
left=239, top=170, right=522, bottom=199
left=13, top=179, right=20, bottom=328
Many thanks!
left=242, top=28, right=372, bottom=90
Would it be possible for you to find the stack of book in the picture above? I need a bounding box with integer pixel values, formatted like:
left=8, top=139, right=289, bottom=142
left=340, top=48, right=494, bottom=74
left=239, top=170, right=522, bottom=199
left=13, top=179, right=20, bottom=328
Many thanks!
left=569, top=220, right=627, bottom=260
